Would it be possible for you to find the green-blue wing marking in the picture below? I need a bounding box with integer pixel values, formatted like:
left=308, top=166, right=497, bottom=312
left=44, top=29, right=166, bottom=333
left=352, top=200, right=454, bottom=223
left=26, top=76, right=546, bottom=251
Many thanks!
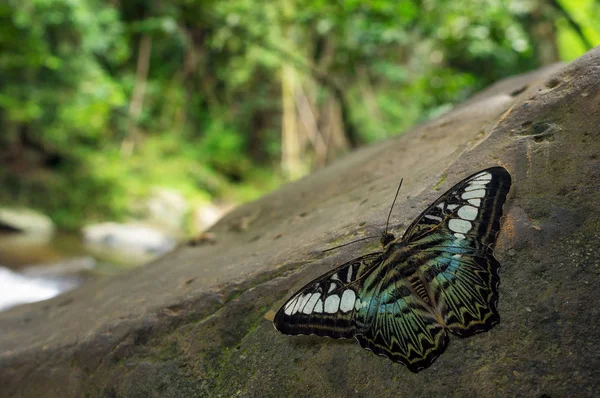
left=428, top=251, right=500, bottom=336
left=354, top=270, right=449, bottom=372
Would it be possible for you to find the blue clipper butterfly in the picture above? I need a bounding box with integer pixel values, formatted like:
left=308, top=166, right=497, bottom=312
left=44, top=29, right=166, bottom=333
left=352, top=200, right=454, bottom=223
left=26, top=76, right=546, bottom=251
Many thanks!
left=273, top=167, right=511, bottom=372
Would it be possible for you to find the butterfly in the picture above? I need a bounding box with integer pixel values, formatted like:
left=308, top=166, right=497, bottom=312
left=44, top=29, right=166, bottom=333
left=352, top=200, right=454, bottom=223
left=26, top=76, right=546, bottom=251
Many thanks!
left=273, top=167, right=511, bottom=372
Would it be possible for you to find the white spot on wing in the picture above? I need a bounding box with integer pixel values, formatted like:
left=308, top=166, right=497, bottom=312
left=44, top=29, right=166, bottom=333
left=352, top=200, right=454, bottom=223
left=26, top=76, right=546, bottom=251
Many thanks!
left=347, top=265, right=353, bottom=282
left=468, top=198, right=481, bottom=207
left=447, top=204, right=459, bottom=211
left=340, top=290, right=356, bottom=312
left=331, top=273, right=340, bottom=281
left=314, top=299, right=324, bottom=313
left=473, top=172, right=492, bottom=182
left=458, top=205, right=478, bottom=221
left=454, top=233, right=466, bottom=239
left=462, top=189, right=486, bottom=199
left=297, top=294, right=312, bottom=313
left=425, top=214, right=443, bottom=222
left=290, top=296, right=303, bottom=315
left=355, top=299, right=368, bottom=310
left=302, top=293, right=321, bottom=314
left=449, top=218, right=472, bottom=233
left=328, top=283, right=336, bottom=293
left=324, top=295, right=340, bottom=313
left=464, top=183, right=487, bottom=191
left=284, top=297, right=298, bottom=315
left=436, top=202, right=445, bottom=210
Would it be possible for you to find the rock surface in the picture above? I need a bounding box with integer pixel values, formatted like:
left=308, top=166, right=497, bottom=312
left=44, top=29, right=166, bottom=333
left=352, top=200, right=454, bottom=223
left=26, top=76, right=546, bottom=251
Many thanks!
left=1, top=48, right=600, bottom=397
left=81, top=222, right=176, bottom=266
left=0, top=207, right=54, bottom=235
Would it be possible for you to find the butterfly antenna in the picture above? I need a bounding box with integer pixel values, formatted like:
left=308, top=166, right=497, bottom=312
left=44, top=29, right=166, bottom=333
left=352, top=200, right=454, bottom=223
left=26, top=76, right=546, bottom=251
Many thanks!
left=384, top=178, right=403, bottom=236
left=322, top=235, right=380, bottom=253
left=324, top=178, right=404, bottom=253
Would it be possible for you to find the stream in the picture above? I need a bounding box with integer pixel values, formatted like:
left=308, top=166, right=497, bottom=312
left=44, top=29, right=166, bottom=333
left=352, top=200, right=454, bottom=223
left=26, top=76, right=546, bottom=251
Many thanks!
left=0, top=231, right=167, bottom=311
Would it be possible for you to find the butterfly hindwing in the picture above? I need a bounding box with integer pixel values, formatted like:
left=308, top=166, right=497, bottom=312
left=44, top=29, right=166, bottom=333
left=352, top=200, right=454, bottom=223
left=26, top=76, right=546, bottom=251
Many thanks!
left=353, top=269, right=449, bottom=372
left=273, top=252, right=383, bottom=338
left=429, top=252, right=500, bottom=336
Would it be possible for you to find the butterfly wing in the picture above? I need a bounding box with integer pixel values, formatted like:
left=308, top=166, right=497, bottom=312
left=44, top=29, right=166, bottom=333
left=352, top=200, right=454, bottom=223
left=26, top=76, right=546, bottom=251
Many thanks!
left=402, top=167, right=511, bottom=336
left=353, top=268, right=449, bottom=372
left=402, top=167, right=511, bottom=246
left=274, top=250, right=449, bottom=372
left=422, top=249, right=501, bottom=336
left=273, top=252, right=383, bottom=338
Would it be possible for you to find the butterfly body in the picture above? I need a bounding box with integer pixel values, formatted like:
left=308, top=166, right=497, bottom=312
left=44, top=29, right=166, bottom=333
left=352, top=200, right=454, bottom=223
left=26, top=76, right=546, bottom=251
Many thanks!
left=274, top=167, right=511, bottom=372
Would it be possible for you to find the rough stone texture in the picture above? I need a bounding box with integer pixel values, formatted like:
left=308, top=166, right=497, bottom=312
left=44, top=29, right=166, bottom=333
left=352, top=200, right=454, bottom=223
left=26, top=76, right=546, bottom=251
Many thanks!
left=1, top=48, right=600, bottom=397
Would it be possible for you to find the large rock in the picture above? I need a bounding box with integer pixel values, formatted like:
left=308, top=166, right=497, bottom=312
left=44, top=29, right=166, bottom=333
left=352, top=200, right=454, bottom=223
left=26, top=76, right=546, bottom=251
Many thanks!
left=0, top=207, right=54, bottom=235
left=137, top=187, right=189, bottom=234
left=1, top=48, right=600, bottom=397
left=81, top=222, right=176, bottom=266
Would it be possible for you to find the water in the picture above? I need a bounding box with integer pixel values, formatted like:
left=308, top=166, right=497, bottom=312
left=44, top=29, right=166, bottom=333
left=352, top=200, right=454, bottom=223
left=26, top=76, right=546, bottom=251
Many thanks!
left=0, top=231, right=163, bottom=311
left=0, top=231, right=87, bottom=268
left=0, top=265, right=82, bottom=311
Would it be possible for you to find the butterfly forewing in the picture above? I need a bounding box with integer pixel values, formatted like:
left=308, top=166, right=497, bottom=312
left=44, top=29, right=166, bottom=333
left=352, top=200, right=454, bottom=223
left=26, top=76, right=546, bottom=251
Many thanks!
left=274, top=167, right=511, bottom=372
left=403, top=167, right=511, bottom=335
left=402, top=167, right=511, bottom=247
left=273, top=252, right=383, bottom=338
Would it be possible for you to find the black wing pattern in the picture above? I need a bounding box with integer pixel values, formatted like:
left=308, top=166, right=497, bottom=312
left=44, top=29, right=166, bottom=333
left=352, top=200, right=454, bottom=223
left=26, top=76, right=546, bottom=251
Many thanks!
left=273, top=167, right=511, bottom=372
left=274, top=252, right=383, bottom=338
left=352, top=266, right=450, bottom=372
left=401, top=167, right=511, bottom=336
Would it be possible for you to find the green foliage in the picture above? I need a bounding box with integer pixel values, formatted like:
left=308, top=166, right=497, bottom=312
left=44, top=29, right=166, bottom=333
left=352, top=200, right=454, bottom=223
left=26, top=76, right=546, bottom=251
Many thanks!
left=555, top=0, right=600, bottom=60
left=0, top=0, right=598, bottom=230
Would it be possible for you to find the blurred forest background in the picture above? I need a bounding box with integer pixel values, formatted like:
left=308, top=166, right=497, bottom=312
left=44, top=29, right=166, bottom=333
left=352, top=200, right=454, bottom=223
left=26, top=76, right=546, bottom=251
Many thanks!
left=1, top=0, right=599, bottom=233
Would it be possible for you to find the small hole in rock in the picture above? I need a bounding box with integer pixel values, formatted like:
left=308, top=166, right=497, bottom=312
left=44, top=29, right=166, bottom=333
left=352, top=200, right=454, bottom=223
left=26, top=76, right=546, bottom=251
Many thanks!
left=545, top=78, right=560, bottom=89
left=510, top=86, right=527, bottom=96
left=532, top=122, right=550, bottom=134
